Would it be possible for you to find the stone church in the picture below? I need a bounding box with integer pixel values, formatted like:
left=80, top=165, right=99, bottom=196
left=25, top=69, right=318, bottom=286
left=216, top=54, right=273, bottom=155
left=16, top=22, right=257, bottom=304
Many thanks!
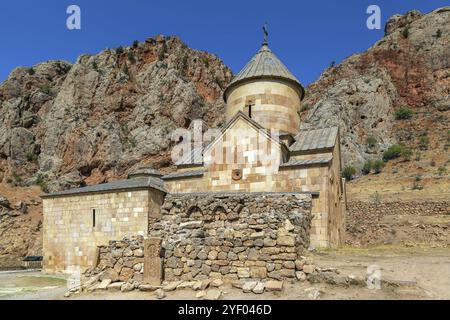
left=42, top=39, right=346, bottom=276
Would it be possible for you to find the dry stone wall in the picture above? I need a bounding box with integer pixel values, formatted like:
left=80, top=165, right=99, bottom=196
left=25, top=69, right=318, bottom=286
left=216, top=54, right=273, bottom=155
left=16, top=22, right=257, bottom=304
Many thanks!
left=85, top=236, right=145, bottom=285
left=150, top=193, right=312, bottom=282
left=348, top=200, right=450, bottom=217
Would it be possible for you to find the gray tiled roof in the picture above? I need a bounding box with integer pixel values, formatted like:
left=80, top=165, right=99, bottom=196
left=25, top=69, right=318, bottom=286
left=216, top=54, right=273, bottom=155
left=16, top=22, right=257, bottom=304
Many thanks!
left=224, top=44, right=304, bottom=101
left=290, top=127, right=338, bottom=153
left=42, top=176, right=166, bottom=198
left=280, top=155, right=333, bottom=168
left=162, top=169, right=204, bottom=180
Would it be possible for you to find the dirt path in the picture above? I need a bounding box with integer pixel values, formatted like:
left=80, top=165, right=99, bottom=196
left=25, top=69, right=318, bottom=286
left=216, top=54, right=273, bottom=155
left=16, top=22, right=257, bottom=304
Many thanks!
left=313, top=246, right=450, bottom=299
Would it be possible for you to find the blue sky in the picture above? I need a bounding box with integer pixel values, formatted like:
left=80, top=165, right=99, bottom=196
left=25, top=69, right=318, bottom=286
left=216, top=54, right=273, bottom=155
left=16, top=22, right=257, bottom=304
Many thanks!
left=0, top=0, right=447, bottom=85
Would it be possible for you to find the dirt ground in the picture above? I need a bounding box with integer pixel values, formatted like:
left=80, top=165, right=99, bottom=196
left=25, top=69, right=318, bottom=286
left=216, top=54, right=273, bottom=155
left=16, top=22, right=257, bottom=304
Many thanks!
left=1, top=246, right=448, bottom=300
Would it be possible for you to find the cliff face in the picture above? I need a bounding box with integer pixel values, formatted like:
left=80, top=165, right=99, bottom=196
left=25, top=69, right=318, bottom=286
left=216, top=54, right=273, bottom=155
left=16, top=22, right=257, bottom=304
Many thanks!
left=0, top=35, right=231, bottom=267
left=300, top=7, right=450, bottom=171
left=0, top=35, right=232, bottom=192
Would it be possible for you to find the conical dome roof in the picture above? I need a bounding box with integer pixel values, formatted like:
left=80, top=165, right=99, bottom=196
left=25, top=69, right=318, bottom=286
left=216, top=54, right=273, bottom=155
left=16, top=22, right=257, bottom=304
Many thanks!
left=224, top=43, right=305, bottom=102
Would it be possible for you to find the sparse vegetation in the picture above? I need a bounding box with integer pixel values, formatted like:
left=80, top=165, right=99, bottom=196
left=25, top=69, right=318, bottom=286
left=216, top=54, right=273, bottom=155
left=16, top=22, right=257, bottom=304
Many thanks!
left=362, top=161, right=372, bottom=175
left=395, top=106, right=413, bottom=120
left=437, top=166, right=447, bottom=176
left=158, top=43, right=167, bottom=61
left=436, top=29, right=442, bottom=38
left=36, top=173, right=49, bottom=193
left=402, top=27, right=409, bottom=38
left=92, top=61, right=99, bottom=71
left=366, top=136, right=377, bottom=148
left=412, top=175, right=423, bottom=190
left=329, top=61, right=336, bottom=68
left=40, top=84, right=52, bottom=95
left=383, top=144, right=412, bottom=162
left=372, top=160, right=385, bottom=174
left=122, top=64, right=130, bottom=77
left=300, top=104, right=311, bottom=112
left=343, top=166, right=357, bottom=181
left=27, top=67, right=35, bottom=75
left=132, top=40, right=139, bottom=48
left=419, top=135, right=429, bottom=150
left=127, top=51, right=136, bottom=64
left=26, top=152, right=39, bottom=164
left=12, top=172, right=23, bottom=183
left=115, top=46, right=124, bottom=54
left=202, top=57, right=210, bottom=68
left=129, top=137, right=137, bottom=148
left=372, top=191, right=381, bottom=204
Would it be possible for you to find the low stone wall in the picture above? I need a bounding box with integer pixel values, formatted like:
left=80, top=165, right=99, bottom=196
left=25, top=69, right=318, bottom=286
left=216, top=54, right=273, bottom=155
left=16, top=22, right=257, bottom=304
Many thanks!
left=347, top=200, right=450, bottom=217
left=85, top=236, right=145, bottom=284
left=150, top=193, right=312, bottom=282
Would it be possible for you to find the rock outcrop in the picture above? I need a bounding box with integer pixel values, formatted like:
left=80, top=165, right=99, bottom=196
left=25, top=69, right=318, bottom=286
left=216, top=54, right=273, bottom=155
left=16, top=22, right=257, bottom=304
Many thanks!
left=300, top=7, right=450, bottom=170
left=0, top=35, right=232, bottom=192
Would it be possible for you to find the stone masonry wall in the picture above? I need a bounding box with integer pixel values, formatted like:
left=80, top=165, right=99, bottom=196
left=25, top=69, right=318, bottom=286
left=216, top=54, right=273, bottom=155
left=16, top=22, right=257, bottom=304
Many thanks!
left=150, top=193, right=312, bottom=282
left=85, top=236, right=145, bottom=285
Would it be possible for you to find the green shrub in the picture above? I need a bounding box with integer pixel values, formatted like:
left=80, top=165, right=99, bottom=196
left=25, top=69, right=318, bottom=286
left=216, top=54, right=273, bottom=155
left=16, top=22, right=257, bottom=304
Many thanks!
left=395, top=106, right=413, bottom=120
left=372, top=160, right=385, bottom=174
left=132, top=40, right=139, bottom=48
left=36, top=173, right=49, bottom=193
left=12, top=172, right=22, bottom=183
left=92, top=61, right=99, bottom=71
left=419, top=135, right=429, bottom=150
left=300, top=104, right=311, bottom=112
left=436, top=29, right=442, bottom=38
left=366, top=136, right=377, bottom=148
left=383, top=144, right=412, bottom=162
left=26, top=152, right=38, bottom=163
left=342, top=166, right=357, bottom=181
left=127, top=51, right=136, bottom=64
left=27, top=67, right=35, bottom=75
left=122, top=64, right=129, bottom=76
left=362, top=161, right=372, bottom=175
left=115, top=46, right=124, bottom=54
left=40, top=84, right=52, bottom=95
left=402, top=27, right=409, bottom=38
left=437, top=166, right=447, bottom=176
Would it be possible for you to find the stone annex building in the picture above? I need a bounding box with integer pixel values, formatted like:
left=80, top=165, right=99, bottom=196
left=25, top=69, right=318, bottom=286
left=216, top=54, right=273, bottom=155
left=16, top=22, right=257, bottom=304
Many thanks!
left=42, top=39, right=347, bottom=280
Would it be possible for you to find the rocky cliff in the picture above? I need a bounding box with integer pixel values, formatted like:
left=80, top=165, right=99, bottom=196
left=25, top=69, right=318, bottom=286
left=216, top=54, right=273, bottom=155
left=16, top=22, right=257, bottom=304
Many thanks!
left=0, top=35, right=231, bottom=266
left=0, top=35, right=232, bottom=192
left=301, top=7, right=449, bottom=173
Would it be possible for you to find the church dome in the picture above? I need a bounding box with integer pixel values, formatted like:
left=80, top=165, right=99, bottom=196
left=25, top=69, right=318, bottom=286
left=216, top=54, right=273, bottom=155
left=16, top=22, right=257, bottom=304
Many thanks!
left=223, top=43, right=305, bottom=102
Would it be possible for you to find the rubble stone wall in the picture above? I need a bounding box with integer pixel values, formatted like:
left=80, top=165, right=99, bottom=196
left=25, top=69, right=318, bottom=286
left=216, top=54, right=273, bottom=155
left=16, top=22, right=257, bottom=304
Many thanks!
left=347, top=200, right=450, bottom=217
left=90, top=236, right=146, bottom=284
left=151, top=193, right=312, bottom=282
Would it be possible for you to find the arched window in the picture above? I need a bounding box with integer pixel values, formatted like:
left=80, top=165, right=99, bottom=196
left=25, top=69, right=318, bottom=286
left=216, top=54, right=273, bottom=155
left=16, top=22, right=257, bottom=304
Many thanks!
left=187, top=206, right=202, bottom=219
left=213, top=206, right=227, bottom=220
